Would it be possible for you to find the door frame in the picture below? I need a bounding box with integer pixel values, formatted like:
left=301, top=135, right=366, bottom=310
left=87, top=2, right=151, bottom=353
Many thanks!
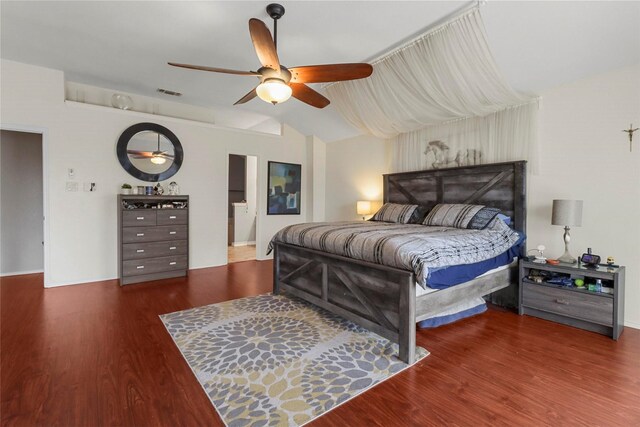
left=0, top=123, right=51, bottom=286
left=225, top=151, right=260, bottom=264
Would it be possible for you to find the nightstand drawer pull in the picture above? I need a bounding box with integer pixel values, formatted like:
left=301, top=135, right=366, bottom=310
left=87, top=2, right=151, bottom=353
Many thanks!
left=555, top=299, right=569, bottom=305
left=136, top=249, right=144, bottom=253
left=169, top=261, right=177, bottom=266
left=169, top=231, right=177, bottom=235
left=136, top=233, right=144, bottom=237
left=169, top=246, right=176, bottom=250
left=169, top=215, right=177, bottom=219
left=136, top=216, right=145, bottom=220
left=136, top=265, right=144, bottom=269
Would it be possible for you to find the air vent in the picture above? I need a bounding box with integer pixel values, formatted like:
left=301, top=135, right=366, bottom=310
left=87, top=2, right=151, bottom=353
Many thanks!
left=157, top=88, right=182, bottom=97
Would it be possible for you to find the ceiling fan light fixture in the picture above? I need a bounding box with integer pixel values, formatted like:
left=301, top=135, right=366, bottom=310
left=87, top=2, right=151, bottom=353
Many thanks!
left=256, top=78, right=292, bottom=105
left=150, top=155, right=167, bottom=165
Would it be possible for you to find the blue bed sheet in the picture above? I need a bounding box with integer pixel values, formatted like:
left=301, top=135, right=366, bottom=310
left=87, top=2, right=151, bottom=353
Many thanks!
left=426, top=233, right=525, bottom=289
left=417, top=300, right=488, bottom=328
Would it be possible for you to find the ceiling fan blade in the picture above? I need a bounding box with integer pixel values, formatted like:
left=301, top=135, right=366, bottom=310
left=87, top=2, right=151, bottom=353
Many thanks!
left=248, top=18, right=280, bottom=73
left=290, top=83, right=330, bottom=109
left=132, top=155, right=152, bottom=159
left=289, top=63, right=373, bottom=83
left=127, top=150, right=154, bottom=156
left=160, top=154, right=175, bottom=159
left=168, top=62, right=259, bottom=76
left=234, top=87, right=258, bottom=105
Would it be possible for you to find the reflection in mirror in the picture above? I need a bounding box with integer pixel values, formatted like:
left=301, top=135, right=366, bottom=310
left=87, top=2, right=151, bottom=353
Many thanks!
left=126, top=131, right=175, bottom=175
left=116, top=122, right=183, bottom=182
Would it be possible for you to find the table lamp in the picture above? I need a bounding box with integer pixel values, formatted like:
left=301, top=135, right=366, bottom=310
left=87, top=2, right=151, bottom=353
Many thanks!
left=551, top=199, right=583, bottom=264
left=356, top=201, right=372, bottom=221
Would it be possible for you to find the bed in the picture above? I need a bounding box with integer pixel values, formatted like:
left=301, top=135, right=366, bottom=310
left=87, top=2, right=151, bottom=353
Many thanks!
left=271, top=161, right=526, bottom=363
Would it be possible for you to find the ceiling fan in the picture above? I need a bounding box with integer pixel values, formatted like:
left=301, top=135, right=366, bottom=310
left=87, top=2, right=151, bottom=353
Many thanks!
left=168, top=3, right=373, bottom=108
left=128, top=134, right=174, bottom=165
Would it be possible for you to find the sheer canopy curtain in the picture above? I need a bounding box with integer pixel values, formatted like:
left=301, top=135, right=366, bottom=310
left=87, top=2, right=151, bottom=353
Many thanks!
left=326, top=6, right=538, bottom=172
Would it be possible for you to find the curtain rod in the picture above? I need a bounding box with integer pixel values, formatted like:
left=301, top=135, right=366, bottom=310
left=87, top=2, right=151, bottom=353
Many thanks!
left=369, top=1, right=485, bottom=66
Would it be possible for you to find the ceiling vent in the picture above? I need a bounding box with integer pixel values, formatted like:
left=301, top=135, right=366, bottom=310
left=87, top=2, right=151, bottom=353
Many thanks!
left=157, top=88, right=182, bottom=97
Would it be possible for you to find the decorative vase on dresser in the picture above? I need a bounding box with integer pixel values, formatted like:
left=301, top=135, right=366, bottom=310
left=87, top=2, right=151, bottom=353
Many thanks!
left=118, top=195, right=189, bottom=285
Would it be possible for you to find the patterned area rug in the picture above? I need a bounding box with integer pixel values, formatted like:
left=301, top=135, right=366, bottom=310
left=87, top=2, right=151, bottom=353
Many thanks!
left=160, top=294, right=428, bottom=427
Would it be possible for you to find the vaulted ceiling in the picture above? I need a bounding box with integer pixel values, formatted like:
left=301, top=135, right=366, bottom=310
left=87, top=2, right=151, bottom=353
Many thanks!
left=2, top=1, right=639, bottom=142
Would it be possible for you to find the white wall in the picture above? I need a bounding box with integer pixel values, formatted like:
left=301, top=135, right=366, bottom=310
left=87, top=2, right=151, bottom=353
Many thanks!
left=530, top=63, right=640, bottom=328
left=325, top=134, right=390, bottom=221
left=0, top=130, right=44, bottom=275
left=0, top=59, right=314, bottom=287
left=312, top=136, right=326, bottom=222
left=246, top=155, right=257, bottom=242
left=324, top=63, right=640, bottom=328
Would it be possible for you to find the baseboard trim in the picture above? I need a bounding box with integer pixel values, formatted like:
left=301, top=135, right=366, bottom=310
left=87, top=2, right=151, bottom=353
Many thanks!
left=231, top=241, right=256, bottom=247
left=624, top=321, right=640, bottom=330
left=45, top=276, right=118, bottom=288
left=1, top=269, right=44, bottom=277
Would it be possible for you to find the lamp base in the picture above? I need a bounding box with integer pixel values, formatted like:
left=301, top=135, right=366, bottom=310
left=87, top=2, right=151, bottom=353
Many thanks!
left=557, top=251, right=577, bottom=264
left=557, top=225, right=577, bottom=264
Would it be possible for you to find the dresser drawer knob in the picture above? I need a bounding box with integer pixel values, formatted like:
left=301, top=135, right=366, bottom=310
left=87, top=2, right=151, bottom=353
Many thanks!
left=555, top=299, right=569, bottom=305
left=136, top=233, right=144, bottom=237
left=169, top=261, right=177, bottom=265
left=136, top=216, right=145, bottom=220
left=169, top=246, right=177, bottom=250
left=169, top=231, right=177, bottom=235
left=136, top=265, right=145, bottom=269
left=169, top=215, right=177, bottom=219
left=136, top=249, right=144, bottom=253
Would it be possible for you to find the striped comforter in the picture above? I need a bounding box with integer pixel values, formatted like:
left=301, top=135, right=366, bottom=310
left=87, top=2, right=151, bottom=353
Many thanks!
left=268, top=218, right=520, bottom=289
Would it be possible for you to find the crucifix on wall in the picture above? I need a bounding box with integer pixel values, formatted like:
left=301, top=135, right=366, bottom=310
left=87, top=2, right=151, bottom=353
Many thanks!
left=622, top=124, right=638, bottom=152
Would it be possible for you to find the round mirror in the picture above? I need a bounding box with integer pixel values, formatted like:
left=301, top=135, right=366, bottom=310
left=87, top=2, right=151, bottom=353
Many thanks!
left=116, top=123, right=183, bottom=182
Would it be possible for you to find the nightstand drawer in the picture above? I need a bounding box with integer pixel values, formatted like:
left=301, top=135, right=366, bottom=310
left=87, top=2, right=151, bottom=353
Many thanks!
left=522, top=283, right=613, bottom=326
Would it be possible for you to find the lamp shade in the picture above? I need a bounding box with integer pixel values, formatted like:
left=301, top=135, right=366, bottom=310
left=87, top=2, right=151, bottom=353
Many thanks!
left=150, top=155, right=166, bottom=165
left=356, top=200, right=372, bottom=215
left=256, top=78, right=292, bottom=104
left=551, top=199, right=583, bottom=226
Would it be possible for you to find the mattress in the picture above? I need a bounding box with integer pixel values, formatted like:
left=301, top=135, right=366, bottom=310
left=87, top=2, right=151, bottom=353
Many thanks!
left=268, top=218, right=521, bottom=289
left=415, top=261, right=515, bottom=297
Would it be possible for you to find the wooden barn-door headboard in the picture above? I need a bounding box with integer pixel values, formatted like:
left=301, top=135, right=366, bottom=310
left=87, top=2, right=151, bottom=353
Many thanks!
left=383, top=161, right=527, bottom=235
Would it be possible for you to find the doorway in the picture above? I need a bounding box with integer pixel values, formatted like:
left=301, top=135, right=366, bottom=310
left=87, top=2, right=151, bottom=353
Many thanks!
left=227, top=154, right=258, bottom=263
left=0, top=130, right=44, bottom=277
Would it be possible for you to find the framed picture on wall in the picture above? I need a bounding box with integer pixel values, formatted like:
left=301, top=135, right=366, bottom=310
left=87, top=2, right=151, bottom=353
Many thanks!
left=267, top=161, right=301, bottom=215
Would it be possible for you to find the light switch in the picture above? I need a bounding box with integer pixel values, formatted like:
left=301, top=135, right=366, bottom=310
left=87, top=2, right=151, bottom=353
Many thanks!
left=68, top=168, right=75, bottom=178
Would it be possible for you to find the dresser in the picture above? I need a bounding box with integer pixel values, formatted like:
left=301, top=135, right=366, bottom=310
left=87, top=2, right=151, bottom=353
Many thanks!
left=118, top=195, right=189, bottom=285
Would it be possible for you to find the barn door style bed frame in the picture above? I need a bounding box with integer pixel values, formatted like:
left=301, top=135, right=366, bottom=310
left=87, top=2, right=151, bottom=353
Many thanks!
left=272, top=161, right=527, bottom=363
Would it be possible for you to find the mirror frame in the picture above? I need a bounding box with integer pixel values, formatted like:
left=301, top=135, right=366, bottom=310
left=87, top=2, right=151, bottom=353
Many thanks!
left=116, top=122, right=184, bottom=182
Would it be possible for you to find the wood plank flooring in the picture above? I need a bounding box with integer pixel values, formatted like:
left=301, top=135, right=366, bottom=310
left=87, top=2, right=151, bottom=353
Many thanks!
left=2, top=263, right=639, bottom=426
left=227, top=244, right=256, bottom=263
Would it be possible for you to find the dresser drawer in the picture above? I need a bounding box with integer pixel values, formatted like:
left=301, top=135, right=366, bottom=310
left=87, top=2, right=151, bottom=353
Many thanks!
left=122, top=210, right=156, bottom=227
left=157, top=209, right=188, bottom=225
left=122, top=240, right=188, bottom=260
left=122, top=225, right=188, bottom=243
left=122, top=255, right=188, bottom=277
left=522, top=283, right=613, bottom=326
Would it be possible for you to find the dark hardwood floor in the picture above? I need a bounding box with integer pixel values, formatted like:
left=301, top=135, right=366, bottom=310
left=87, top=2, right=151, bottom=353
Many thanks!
left=2, top=262, right=639, bottom=426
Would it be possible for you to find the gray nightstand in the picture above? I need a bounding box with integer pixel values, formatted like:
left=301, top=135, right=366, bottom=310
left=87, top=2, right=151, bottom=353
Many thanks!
left=519, top=259, right=625, bottom=339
